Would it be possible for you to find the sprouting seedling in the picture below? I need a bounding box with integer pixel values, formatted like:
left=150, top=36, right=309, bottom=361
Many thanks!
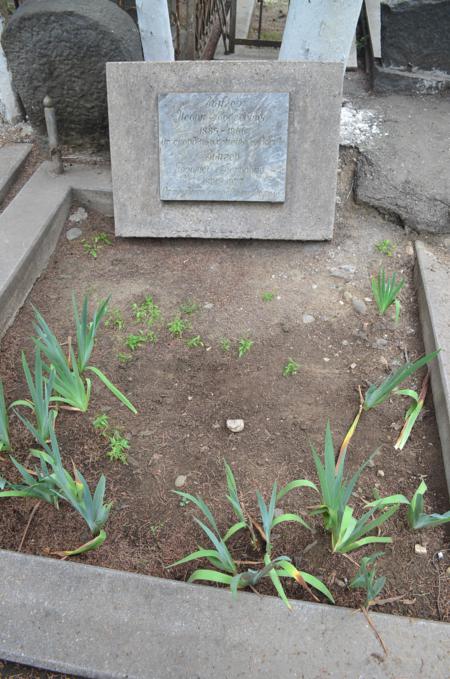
left=282, top=359, right=300, bottom=377
left=349, top=552, right=386, bottom=608
left=394, top=370, right=430, bottom=451
left=367, top=480, right=450, bottom=530
left=337, top=351, right=439, bottom=469
left=117, top=352, right=133, bottom=364
left=132, top=296, right=161, bottom=325
left=371, top=269, right=404, bottom=322
left=167, top=317, right=189, bottom=338
left=106, top=431, right=130, bottom=464
left=375, top=240, right=396, bottom=257
left=262, top=292, right=275, bottom=302
left=238, top=338, right=253, bottom=358
left=180, top=300, right=199, bottom=315
left=82, top=232, right=112, bottom=258
left=125, top=331, right=149, bottom=351
left=93, top=413, right=110, bottom=434
left=0, top=379, right=11, bottom=452
left=105, top=308, right=125, bottom=331
left=220, top=338, right=231, bottom=352
left=186, top=335, right=204, bottom=348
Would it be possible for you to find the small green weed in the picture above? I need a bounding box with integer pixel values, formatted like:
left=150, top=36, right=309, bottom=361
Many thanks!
left=105, top=309, right=125, bottom=331
left=186, top=335, right=204, bottom=348
left=82, top=233, right=112, bottom=258
left=180, top=300, right=199, bottom=315
left=132, top=296, right=161, bottom=325
left=106, top=431, right=130, bottom=464
left=283, top=359, right=300, bottom=377
left=371, top=269, right=405, bottom=322
left=375, top=240, right=396, bottom=257
left=168, top=317, right=189, bottom=338
left=93, top=413, right=110, bottom=433
left=125, top=331, right=150, bottom=351
left=117, top=352, right=133, bottom=364
left=220, top=338, right=231, bottom=352
left=262, top=292, right=275, bottom=302
left=238, top=338, right=253, bottom=358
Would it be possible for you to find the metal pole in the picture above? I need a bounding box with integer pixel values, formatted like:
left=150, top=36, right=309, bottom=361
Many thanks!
left=229, top=0, right=237, bottom=53
left=43, top=95, right=63, bottom=175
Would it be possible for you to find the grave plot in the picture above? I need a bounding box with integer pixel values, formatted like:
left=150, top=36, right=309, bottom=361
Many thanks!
left=0, top=153, right=448, bottom=623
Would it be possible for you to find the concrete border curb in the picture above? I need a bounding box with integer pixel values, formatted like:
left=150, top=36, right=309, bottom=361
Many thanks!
left=0, top=161, right=112, bottom=340
left=415, top=240, right=450, bottom=497
left=0, top=143, right=32, bottom=203
left=1, top=550, right=449, bottom=679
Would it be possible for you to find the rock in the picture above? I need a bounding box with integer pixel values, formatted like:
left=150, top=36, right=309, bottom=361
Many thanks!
left=350, top=362, right=357, bottom=370
left=372, top=338, right=388, bottom=350
left=329, top=264, right=355, bottom=280
left=368, top=459, right=376, bottom=468
left=335, top=578, right=347, bottom=588
left=2, top=0, right=143, bottom=147
left=227, top=419, right=244, bottom=433
left=377, top=469, right=385, bottom=478
left=352, top=298, right=367, bottom=315
left=341, top=339, right=349, bottom=346
left=175, top=475, right=187, bottom=488
left=69, top=207, right=88, bottom=223
left=343, top=291, right=353, bottom=302
left=302, top=313, right=315, bottom=324
left=204, top=302, right=214, bottom=309
left=414, top=544, right=427, bottom=556
left=405, top=242, right=414, bottom=257
left=66, top=227, right=82, bottom=241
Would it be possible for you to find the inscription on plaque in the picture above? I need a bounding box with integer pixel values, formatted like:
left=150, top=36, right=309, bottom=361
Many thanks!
left=158, top=92, right=289, bottom=202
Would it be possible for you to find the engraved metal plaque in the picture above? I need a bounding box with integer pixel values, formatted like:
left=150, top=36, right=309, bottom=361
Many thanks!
left=158, top=92, right=289, bottom=202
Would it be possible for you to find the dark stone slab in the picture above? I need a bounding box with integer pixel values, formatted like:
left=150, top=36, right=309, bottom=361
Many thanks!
left=380, top=0, right=450, bottom=74
left=2, top=0, right=143, bottom=148
left=158, top=92, right=289, bottom=202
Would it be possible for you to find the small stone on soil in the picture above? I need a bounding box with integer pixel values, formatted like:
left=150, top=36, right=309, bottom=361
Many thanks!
left=373, top=338, right=388, bottom=349
left=329, top=264, right=356, bottom=280
left=343, top=291, right=353, bottom=301
left=302, top=313, right=315, bottom=324
left=377, top=469, right=385, bottom=477
left=415, top=544, right=427, bottom=555
left=175, top=475, right=187, bottom=488
left=69, top=207, right=88, bottom=223
left=352, top=298, right=367, bottom=315
left=227, top=419, right=244, bottom=433
left=66, top=227, right=82, bottom=241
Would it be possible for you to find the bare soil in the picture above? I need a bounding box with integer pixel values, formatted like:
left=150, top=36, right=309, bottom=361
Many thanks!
left=0, top=152, right=449, bottom=646
left=248, top=0, right=288, bottom=42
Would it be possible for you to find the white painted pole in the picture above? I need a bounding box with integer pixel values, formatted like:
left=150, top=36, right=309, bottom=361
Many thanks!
left=0, top=16, right=21, bottom=123
left=135, top=0, right=175, bottom=62
left=279, top=0, right=363, bottom=63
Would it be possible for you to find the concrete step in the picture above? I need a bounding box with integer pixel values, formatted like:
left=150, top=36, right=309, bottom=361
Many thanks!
left=0, top=143, right=32, bottom=203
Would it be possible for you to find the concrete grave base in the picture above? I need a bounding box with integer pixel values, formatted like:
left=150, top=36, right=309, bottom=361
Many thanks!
left=1, top=550, right=449, bottom=679
left=107, top=61, right=344, bottom=240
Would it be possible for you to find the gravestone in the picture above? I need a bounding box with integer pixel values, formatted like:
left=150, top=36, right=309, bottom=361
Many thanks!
left=3, top=0, right=143, bottom=147
left=107, top=60, right=344, bottom=240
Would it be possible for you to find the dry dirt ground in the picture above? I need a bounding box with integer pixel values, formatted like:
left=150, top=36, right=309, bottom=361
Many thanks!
left=0, top=149, right=449, bottom=651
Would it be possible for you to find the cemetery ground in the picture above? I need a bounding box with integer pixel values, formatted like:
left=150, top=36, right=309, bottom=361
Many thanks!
left=0, top=148, right=449, bottom=631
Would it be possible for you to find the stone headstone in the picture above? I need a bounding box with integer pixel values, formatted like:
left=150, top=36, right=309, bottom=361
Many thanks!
left=2, top=0, right=143, bottom=147
left=107, top=61, right=344, bottom=240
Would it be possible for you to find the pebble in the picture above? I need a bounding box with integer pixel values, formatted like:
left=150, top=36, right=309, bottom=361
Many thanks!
left=175, top=475, right=187, bottom=488
left=414, top=544, right=427, bottom=556
left=341, top=340, right=349, bottom=346
left=350, top=362, right=357, bottom=370
left=368, top=459, right=376, bottom=468
left=302, top=313, right=315, bottom=324
left=335, top=578, right=347, bottom=588
left=343, top=291, right=353, bottom=301
left=372, top=338, right=388, bottom=350
left=204, top=302, right=214, bottom=309
left=329, top=264, right=355, bottom=280
left=377, top=469, right=385, bottom=478
left=69, top=207, right=88, bottom=223
left=227, top=419, right=244, bottom=433
left=352, top=298, right=367, bottom=315
left=66, top=227, right=82, bottom=241
left=405, top=242, right=414, bottom=256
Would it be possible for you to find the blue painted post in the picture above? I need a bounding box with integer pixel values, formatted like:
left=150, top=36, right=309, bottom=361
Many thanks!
left=135, top=0, right=175, bottom=61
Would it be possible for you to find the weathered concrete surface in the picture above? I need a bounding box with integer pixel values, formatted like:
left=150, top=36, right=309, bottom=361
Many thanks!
left=1, top=550, right=449, bottom=679
left=415, top=241, right=450, bottom=497
left=373, top=63, right=450, bottom=95
left=0, top=161, right=112, bottom=340
left=0, top=142, right=31, bottom=202
left=279, top=0, right=362, bottom=62
left=2, top=0, right=143, bottom=147
left=107, top=60, right=344, bottom=240
left=353, top=93, right=450, bottom=233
